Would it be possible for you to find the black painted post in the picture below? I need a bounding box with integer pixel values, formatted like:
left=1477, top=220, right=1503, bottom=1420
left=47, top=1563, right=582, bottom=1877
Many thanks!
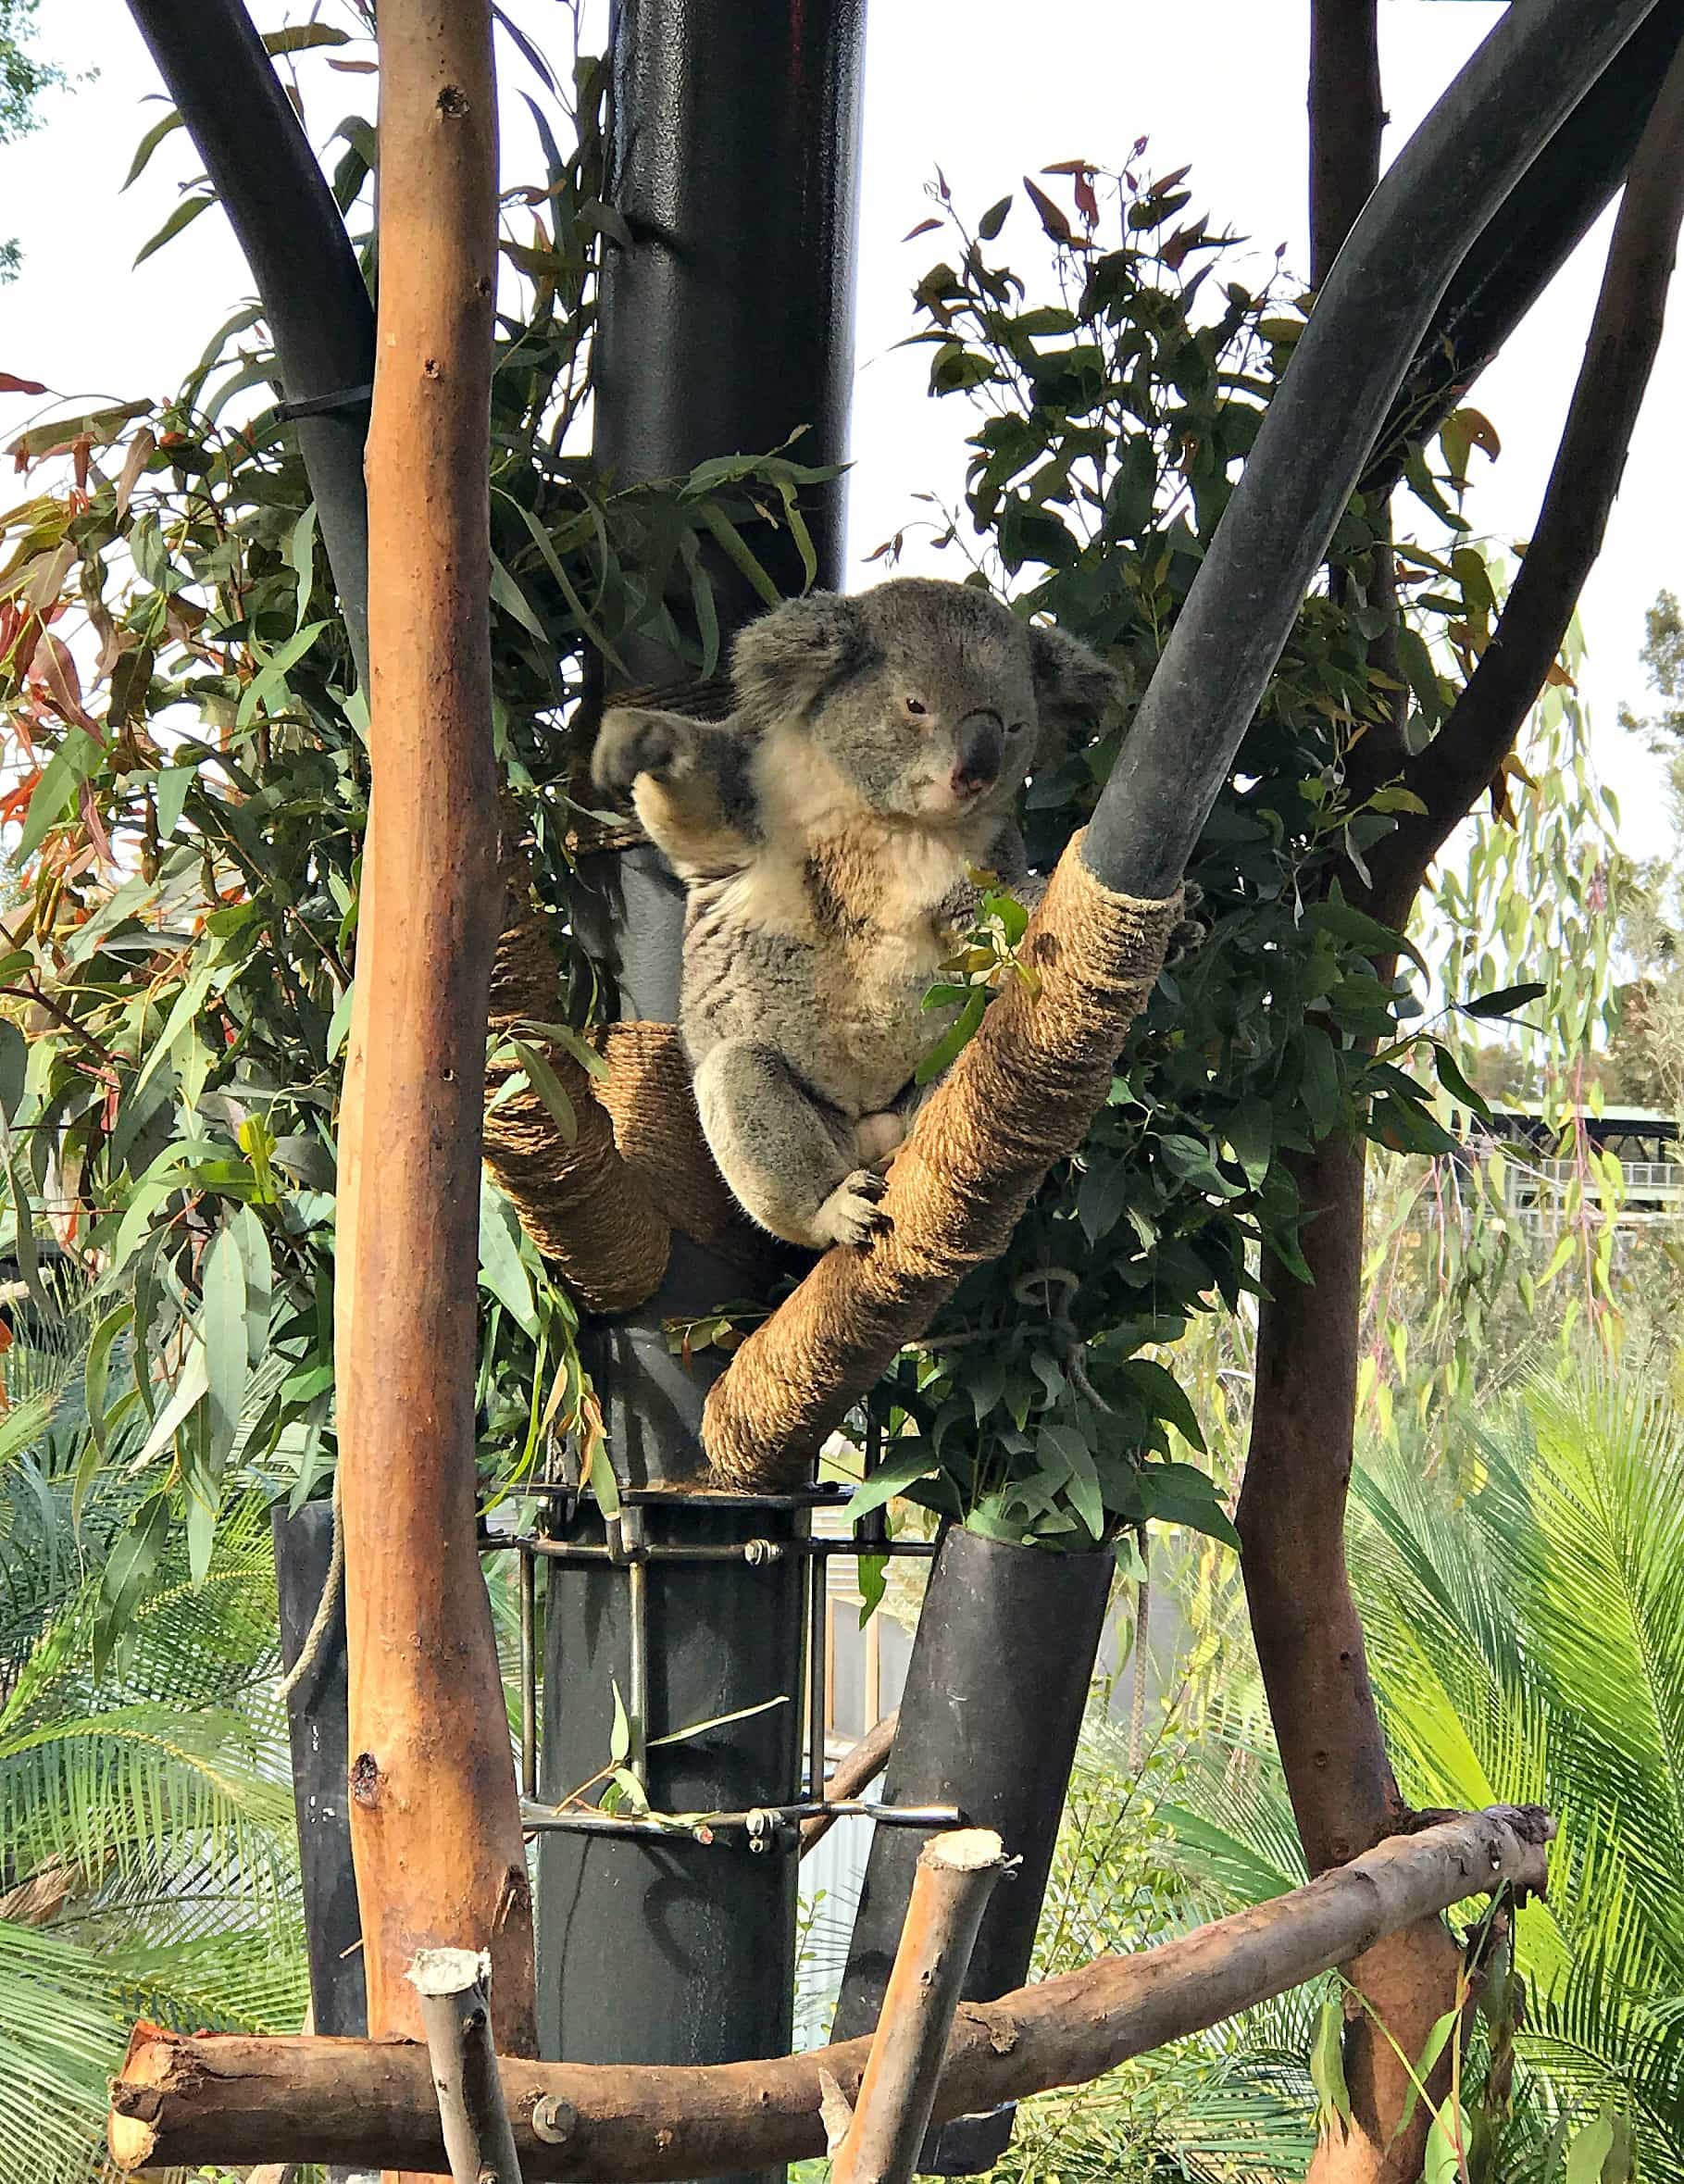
left=536, top=6, right=864, bottom=2180
left=127, top=0, right=376, bottom=684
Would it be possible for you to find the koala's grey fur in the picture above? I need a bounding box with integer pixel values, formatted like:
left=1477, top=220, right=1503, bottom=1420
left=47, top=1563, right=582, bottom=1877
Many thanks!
left=591, top=577, right=1122, bottom=1251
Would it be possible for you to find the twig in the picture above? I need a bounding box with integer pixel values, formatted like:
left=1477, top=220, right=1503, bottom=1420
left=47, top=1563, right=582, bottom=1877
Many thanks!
left=406, top=1948, right=525, bottom=2184
left=800, top=1711, right=898, bottom=1854
left=830, top=1829, right=1008, bottom=2184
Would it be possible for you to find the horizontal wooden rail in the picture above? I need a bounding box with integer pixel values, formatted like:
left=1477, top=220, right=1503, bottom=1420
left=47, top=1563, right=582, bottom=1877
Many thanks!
left=109, top=1806, right=1550, bottom=2181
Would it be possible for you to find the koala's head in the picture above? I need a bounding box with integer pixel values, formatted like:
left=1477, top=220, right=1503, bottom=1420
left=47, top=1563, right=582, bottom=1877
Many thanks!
left=730, top=577, right=1123, bottom=829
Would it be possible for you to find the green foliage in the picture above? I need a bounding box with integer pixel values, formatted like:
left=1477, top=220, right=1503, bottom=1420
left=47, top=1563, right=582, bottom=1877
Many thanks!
left=851, top=161, right=1553, bottom=1547
left=1146, top=1369, right=1684, bottom=2180
left=0, top=1286, right=306, bottom=2184
left=0, top=22, right=829, bottom=1620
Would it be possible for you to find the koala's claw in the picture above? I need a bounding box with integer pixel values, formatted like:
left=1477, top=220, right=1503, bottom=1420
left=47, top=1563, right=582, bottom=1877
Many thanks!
left=591, top=709, right=680, bottom=798
left=814, top=1168, right=893, bottom=1249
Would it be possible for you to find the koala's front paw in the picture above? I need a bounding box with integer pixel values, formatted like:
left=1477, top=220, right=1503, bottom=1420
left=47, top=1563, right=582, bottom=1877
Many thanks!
left=592, top=708, right=681, bottom=799
left=812, top=1167, right=892, bottom=1249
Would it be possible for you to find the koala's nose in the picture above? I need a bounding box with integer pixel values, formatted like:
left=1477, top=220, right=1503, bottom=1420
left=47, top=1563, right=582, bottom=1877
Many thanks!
left=950, top=711, right=1004, bottom=799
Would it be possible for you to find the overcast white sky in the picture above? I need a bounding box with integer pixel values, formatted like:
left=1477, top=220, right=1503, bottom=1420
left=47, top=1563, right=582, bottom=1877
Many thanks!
left=4, top=1, right=1678, bottom=855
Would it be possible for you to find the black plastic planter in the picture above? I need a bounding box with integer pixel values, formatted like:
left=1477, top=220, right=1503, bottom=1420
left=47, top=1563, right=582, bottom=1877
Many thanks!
left=830, top=1525, right=1114, bottom=2173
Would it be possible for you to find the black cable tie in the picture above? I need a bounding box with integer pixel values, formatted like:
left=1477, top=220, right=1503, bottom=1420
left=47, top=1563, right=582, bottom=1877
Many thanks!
left=273, top=381, right=375, bottom=423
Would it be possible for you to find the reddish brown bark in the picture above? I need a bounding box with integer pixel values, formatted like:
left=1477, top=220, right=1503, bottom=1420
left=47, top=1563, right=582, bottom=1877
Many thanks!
left=1239, top=1134, right=1464, bottom=2184
left=1309, top=0, right=1383, bottom=290
left=106, top=1811, right=1550, bottom=2182
left=1243, top=29, right=1684, bottom=2184
left=334, top=0, right=535, bottom=2142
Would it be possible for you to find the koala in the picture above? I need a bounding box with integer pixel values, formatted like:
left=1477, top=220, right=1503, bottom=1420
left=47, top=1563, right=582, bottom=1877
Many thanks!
left=591, top=577, right=1121, bottom=1252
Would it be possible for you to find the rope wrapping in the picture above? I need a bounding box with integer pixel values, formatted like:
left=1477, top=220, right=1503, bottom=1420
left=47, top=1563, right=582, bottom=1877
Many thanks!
left=699, top=835, right=1182, bottom=1490
left=480, top=845, right=775, bottom=1315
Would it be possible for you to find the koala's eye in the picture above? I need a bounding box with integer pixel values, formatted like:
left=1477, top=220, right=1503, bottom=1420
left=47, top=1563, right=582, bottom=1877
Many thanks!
left=904, top=695, right=928, bottom=719
left=1007, top=720, right=1029, bottom=737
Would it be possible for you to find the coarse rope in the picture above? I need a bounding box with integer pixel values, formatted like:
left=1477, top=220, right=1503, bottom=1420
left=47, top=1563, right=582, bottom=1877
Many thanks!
left=480, top=832, right=774, bottom=1315
left=278, top=1463, right=344, bottom=1704
left=700, top=836, right=1183, bottom=1491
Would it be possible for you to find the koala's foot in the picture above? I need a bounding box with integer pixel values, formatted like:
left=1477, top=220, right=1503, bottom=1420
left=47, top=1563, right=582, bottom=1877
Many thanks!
left=591, top=706, right=680, bottom=798
left=812, top=1167, right=892, bottom=1249
left=854, top=1111, right=906, bottom=1168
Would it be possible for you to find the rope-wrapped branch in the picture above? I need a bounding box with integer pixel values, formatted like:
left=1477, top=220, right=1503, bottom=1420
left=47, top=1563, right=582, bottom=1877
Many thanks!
left=702, top=834, right=1182, bottom=1491
left=481, top=845, right=773, bottom=1314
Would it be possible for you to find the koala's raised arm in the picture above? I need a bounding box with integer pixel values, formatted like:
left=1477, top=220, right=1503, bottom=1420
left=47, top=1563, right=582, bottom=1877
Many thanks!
left=591, top=706, right=760, bottom=881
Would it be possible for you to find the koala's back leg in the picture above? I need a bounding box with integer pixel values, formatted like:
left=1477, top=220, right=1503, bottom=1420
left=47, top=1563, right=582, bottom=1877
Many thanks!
left=693, top=1041, right=892, bottom=1252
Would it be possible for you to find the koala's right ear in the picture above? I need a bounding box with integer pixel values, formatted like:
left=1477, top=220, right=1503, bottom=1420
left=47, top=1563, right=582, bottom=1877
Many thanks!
left=730, top=593, right=872, bottom=723
left=1029, top=623, right=1129, bottom=745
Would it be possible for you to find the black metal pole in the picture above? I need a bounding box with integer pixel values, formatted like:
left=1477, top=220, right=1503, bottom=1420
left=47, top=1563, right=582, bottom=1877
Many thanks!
left=537, top=7, right=864, bottom=2182
left=125, top=0, right=376, bottom=685
left=1085, top=0, right=1664, bottom=903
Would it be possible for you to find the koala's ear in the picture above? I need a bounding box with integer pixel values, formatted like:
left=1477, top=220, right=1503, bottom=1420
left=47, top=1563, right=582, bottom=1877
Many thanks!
left=1029, top=624, right=1127, bottom=743
left=731, top=593, right=872, bottom=721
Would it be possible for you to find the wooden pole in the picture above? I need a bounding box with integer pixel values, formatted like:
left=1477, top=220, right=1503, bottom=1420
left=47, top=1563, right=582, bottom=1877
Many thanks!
left=107, top=1807, right=1551, bottom=2182
left=407, top=1951, right=525, bottom=2184
left=830, top=1830, right=1006, bottom=2184
left=335, top=0, right=537, bottom=2123
left=799, top=1711, right=896, bottom=1855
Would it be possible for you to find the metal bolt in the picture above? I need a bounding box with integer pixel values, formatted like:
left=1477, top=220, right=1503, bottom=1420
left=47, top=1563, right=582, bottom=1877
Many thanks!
left=532, top=2095, right=578, bottom=2145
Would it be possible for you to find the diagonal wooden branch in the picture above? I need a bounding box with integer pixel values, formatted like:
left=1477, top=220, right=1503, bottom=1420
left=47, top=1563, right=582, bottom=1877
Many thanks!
left=1366, top=29, right=1684, bottom=925
left=108, top=1808, right=1551, bottom=2183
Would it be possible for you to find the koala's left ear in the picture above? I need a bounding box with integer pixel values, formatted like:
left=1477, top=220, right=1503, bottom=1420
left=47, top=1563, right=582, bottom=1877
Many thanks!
left=1029, top=624, right=1127, bottom=743
left=731, top=593, right=873, bottom=724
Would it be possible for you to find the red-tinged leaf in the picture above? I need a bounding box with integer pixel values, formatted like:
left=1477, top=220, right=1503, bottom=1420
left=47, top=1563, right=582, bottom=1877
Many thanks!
left=1074, top=170, right=1100, bottom=228
left=903, top=217, right=942, bottom=242
left=1162, top=219, right=1209, bottom=270
left=933, top=165, right=951, bottom=202
left=1022, top=175, right=1072, bottom=244
left=1041, top=157, right=1091, bottom=175
left=1150, top=163, right=1191, bottom=193
left=0, top=373, right=47, bottom=397
left=71, top=433, right=92, bottom=497
left=115, top=427, right=156, bottom=520
left=79, top=781, right=116, bottom=869
left=36, top=632, right=100, bottom=735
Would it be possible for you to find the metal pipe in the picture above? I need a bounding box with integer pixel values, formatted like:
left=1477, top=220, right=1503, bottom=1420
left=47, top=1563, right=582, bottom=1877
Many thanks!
left=522, top=1802, right=963, bottom=1839
left=125, top=0, right=375, bottom=683
left=806, top=1552, right=828, bottom=1803
left=1082, top=0, right=1665, bottom=902
left=519, top=1546, right=539, bottom=1802
left=626, top=1555, right=650, bottom=1783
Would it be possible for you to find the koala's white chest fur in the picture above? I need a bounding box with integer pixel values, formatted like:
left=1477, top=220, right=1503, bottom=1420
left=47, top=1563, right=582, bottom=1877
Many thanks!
left=680, top=749, right=980, bottom=1117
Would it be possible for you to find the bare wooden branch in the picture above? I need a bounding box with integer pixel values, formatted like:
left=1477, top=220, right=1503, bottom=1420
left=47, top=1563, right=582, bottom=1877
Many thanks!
left=1309, top=0, right=1382, bottom=290
left=333, top=0, right=536, bottom=2074
left=800, top=1712, right=898, bottom=1855
left=107, top=1807, right=1551, bottom=2183
left=831, top=1829, right=1007, bottom=2184
left=407, top=1950, right=524, bottom=2184
left=1366, top=29, right=1684, bottom=923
